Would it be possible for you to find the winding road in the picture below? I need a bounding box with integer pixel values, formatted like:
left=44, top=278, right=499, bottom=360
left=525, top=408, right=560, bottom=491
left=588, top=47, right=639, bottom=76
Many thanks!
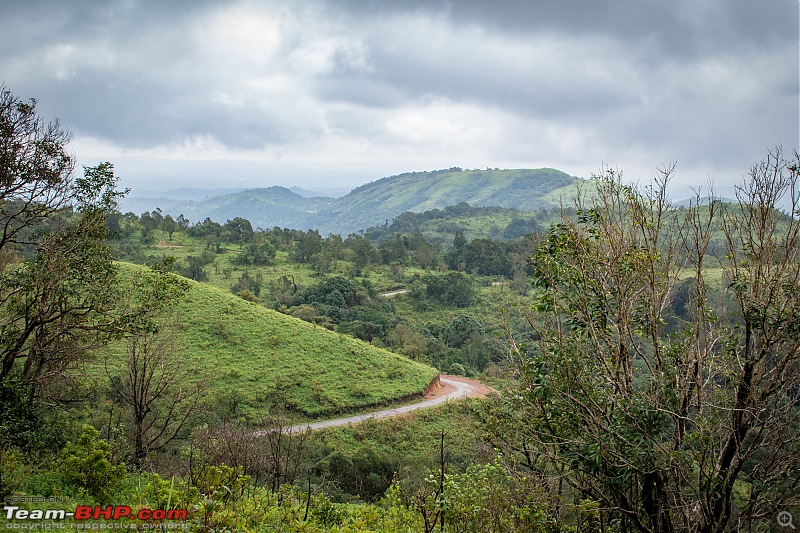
left=260, top=376, right=481, bottom=435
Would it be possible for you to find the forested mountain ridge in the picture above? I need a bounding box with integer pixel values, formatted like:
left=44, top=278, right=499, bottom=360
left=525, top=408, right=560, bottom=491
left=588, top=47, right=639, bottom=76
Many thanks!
left=307, top=167, right=578, bottom=235
left=123, top=168, right=579, bottom=233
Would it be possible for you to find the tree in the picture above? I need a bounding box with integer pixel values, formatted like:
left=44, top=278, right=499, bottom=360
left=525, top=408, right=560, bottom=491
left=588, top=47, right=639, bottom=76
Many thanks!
left=508, top=150, right=800, bottom=531
left=293, top=230, right=322, bottom=263
left=346, top=233, right=379, bottom=273
left=0, top=87, right=128, bottom=450
left=108, top=265, right=201, bottom=467
left=0, top=138, right=124, bottom=412
left=223, top=217, right=254, bottom=244
left=423, top=272, right=474, bottom=307
left=0, top=85, right=74, bottom=252
left=139, top=210, right=159, bottom=240
left=162, top=214, right=178, bottom=241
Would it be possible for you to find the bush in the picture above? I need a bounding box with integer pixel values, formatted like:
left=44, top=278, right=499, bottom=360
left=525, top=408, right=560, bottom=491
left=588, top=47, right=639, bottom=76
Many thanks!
left=59, top=425, right=126, bottom=503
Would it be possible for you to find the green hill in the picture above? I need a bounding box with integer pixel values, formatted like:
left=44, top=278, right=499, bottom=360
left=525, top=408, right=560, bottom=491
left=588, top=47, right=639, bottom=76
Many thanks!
left=308, top=168, right=579, bottom=235
left=123, top=168, right=579, bottom=235
left=97, top=263, right=439, bottom=421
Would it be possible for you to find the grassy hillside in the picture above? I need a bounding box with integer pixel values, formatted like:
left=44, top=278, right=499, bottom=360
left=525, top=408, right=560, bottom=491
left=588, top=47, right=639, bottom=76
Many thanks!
left=309, top=168, right=578, bottom=235
left=97, top=262, right=439, bottom=421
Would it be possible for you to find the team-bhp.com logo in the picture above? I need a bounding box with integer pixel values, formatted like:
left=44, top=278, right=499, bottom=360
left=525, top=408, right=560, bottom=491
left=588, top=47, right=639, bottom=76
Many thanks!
left=4, top=505, right=188, bottom=522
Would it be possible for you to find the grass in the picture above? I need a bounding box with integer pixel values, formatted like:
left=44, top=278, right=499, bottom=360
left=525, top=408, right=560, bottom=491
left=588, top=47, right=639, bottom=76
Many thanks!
left=310, top=399, right=491, bottom=466
left=94, top=262, right=439, bottom=422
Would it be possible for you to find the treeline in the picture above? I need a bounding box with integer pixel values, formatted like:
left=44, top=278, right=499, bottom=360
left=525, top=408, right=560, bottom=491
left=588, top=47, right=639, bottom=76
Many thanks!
left=364, top=201, right=554, bottom=241
left=112, top=208, right=541, bottom=280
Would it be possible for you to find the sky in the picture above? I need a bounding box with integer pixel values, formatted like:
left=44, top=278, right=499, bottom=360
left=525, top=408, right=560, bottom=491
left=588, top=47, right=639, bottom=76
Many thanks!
left=1, top=0, right=798, bottom=196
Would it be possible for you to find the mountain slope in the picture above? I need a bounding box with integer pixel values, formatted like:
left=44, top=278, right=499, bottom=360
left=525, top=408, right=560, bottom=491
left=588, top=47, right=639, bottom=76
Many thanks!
left=121, top=168, right=580, bottom=235
left=309, top=168, right=578, bottom=235
left=98, top=263, right=439, bottom=420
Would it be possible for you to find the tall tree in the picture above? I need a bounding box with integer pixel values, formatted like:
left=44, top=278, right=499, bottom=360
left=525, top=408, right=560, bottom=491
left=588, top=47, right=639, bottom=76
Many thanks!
left=0, top=87, right=125, bottom=397
left=509, top=150, right=800, bottom=531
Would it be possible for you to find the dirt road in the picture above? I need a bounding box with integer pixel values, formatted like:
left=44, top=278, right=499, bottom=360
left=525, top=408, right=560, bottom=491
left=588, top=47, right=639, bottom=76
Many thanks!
left=262, top=375, right=491, bottom=435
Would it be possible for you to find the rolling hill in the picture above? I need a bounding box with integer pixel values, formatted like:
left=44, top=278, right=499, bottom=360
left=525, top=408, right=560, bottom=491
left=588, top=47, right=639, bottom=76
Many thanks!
left=96, top=263, right=439, bottom=421
left=310, top=168, right=579, bottom=235
left=122, top=168, right=580, bottom=235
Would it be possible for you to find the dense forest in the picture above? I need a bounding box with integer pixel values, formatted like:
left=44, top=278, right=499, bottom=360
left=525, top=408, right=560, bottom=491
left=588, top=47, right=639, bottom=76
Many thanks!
left=2, top=86, right=800, bottom=532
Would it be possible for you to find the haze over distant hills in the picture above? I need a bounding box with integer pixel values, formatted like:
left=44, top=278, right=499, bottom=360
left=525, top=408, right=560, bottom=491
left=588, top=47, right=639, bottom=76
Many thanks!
left=120, top=168, right=581, bottom=234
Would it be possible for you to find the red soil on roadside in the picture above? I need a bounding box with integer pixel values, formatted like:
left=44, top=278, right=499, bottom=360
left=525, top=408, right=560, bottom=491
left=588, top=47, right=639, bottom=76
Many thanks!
left=423, top=374, right=495, bottom=399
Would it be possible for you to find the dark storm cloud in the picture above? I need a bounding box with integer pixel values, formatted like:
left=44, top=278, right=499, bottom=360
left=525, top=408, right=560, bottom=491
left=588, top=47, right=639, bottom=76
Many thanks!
left=0, top=0, right=796, bottom=188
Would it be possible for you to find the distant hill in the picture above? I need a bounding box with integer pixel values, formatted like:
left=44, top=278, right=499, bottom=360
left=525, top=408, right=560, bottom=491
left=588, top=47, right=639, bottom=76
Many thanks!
left=289, top=185, right=351, bottom=198
left=98, top=263, right=438, bottom=420
left=123, top=186, right=336, bottom=230
left=122, top=168, right=580, bottom=234
left=308, top=168, right=579, bottom=235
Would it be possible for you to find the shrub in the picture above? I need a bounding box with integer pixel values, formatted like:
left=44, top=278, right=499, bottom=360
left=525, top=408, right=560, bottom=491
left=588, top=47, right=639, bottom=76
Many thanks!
left=59, top=425, right=126, bottom=503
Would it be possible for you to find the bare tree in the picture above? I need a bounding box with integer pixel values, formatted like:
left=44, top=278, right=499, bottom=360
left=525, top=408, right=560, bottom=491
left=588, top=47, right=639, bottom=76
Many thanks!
left=260, top=401, right=311, bottom=494
left=108, top=267, right=201, bottom=468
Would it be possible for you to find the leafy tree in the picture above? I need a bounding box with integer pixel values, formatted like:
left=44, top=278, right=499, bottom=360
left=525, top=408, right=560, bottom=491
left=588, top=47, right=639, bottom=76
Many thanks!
left=293, top=230, right=323, bottom=263
left=0, top=158, right=123, bottom=404
left=231, top=270, right=262, bottom=297
left=509, top=151, right=800, bottom=531
left=267, top=274, right=298, bottom=308
left=379, top=233, right=408, bottom=265
left=453, top=230, right=467, bottom=250
left=176, top=213, right=190, bottom=230
left=162, top=214, right=178, bottom=241
left=139, top=210, right=159, bottom=240
left=423, top=272, right=474, bottom=307
left=182, top=252, right=214, bottom=281
left=346, top=233, right=380, bottom=273
left=460, top=238, right=511, bottom=276
left=233, top=237, right=276, bottom=266
left=444, top=315, right=483, bottom=348
left=223, top=216, right=254, bottom=244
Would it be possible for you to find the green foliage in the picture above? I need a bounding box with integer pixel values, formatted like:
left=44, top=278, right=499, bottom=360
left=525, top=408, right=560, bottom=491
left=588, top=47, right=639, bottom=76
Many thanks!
left=510, top=153, right=800, bottom=530
left=0, top=447, right=29, bottom=499
left=58, top=425, right=126, bottom=503
left=422, top=272, right=474, bottom=307
left=1, top=160, right=124, bottom=426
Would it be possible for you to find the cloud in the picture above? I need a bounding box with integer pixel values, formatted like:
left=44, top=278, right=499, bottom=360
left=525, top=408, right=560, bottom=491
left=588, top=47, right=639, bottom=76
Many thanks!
left=0, top=0, right=796, bottom=191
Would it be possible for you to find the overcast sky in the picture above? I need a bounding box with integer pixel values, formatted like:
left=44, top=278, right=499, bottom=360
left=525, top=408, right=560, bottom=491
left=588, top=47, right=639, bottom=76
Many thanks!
left=2, top=0, right=798, bottom=195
